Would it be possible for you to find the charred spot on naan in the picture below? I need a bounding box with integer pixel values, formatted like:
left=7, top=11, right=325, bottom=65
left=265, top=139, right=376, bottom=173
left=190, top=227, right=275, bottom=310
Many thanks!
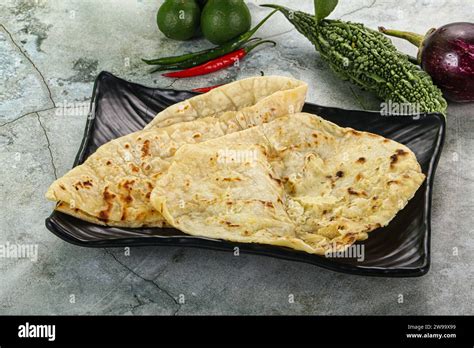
left=129, top=163, right=140, bottom=173
left=119, top=179, right=135, bottom=191
left=269, top=173, right=283, bottom=186
left=219, top=220, right=240, bottom=228
left=98, top=187, right=116, bottom=222
left=141, top=139, right=151, bottom=158
left=73, top=179, right=93, bottom=191
left=144, top=182, right=155, bottom=202
left=118, top=180, right=134, bottom=207
left=141, top=162, right=152, bottom=171
left=347, top=187, right=368, bottom=197
left=348, top=129, right=361, bottom=136
left=390, top=149, right=409, bottom=168
left=222, top=177, right=242, bottom=182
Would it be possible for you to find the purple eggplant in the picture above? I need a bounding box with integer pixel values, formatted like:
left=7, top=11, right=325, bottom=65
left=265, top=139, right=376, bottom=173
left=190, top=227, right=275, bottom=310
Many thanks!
left=379, top=23, right=474, bottom=103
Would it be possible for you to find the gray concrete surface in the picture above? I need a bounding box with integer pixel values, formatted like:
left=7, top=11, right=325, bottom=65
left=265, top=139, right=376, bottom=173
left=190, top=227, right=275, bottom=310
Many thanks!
left=0, top=0, right=473, bottom=315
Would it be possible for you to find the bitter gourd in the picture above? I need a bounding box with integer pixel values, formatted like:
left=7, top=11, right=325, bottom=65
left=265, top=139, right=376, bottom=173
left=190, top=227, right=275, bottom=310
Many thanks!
left=263, top=5, right=447, bottom=115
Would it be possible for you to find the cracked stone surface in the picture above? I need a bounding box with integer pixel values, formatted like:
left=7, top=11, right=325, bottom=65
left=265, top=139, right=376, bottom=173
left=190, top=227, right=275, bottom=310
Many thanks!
left=0, top=26, right=53, bottom=124
left=0, top=0, right=473, bottom=315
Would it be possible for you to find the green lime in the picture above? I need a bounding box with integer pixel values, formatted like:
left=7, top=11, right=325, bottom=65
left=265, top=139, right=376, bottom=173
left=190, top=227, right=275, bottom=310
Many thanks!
left=157, top=0, right=201, bottom=41
left=201, top=0, right=251, bottom=45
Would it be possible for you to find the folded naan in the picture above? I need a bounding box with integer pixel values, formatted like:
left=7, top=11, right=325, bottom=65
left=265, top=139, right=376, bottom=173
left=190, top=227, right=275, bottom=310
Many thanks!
left=45, top=76, right=308, bottom=227
left=150, top=113, right=425, bottom=254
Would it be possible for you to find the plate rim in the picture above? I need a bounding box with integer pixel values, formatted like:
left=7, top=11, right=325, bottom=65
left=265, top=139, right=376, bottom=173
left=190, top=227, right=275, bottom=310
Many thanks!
left=45, top=71, right=446, bottom=278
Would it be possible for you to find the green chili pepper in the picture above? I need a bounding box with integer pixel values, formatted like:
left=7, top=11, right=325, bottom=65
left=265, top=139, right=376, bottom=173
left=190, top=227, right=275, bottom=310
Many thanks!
left=143, top=9, right=278, bottom=71
left=142, top=48, right=214, bottom=65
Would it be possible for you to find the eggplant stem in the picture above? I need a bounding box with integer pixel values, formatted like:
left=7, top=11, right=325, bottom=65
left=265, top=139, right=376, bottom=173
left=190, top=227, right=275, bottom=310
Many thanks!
left=378, top=26, right=424, bottom=48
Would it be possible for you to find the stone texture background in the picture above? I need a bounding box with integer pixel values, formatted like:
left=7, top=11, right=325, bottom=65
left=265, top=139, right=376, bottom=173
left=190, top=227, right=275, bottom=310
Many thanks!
left=0, top=0, right=473, bottom=315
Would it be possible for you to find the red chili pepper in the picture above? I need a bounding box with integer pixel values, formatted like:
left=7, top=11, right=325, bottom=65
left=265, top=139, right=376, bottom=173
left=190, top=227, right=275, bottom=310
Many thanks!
left=191, top=84, right=224, bottom=93
left=162, top=40, right=276, bottom=78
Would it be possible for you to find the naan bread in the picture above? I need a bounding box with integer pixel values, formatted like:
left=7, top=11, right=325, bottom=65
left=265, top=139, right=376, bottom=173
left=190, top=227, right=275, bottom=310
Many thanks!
left=150, top=113, right=425, bottom=254
left=46, top=76, right=307, bottom=227
left=145, top=75, right=307, bottom=129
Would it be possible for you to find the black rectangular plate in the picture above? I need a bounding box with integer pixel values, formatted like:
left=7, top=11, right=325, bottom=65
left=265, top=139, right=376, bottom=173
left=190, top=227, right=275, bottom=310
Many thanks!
left=45, top=72, right=445, bottom=277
